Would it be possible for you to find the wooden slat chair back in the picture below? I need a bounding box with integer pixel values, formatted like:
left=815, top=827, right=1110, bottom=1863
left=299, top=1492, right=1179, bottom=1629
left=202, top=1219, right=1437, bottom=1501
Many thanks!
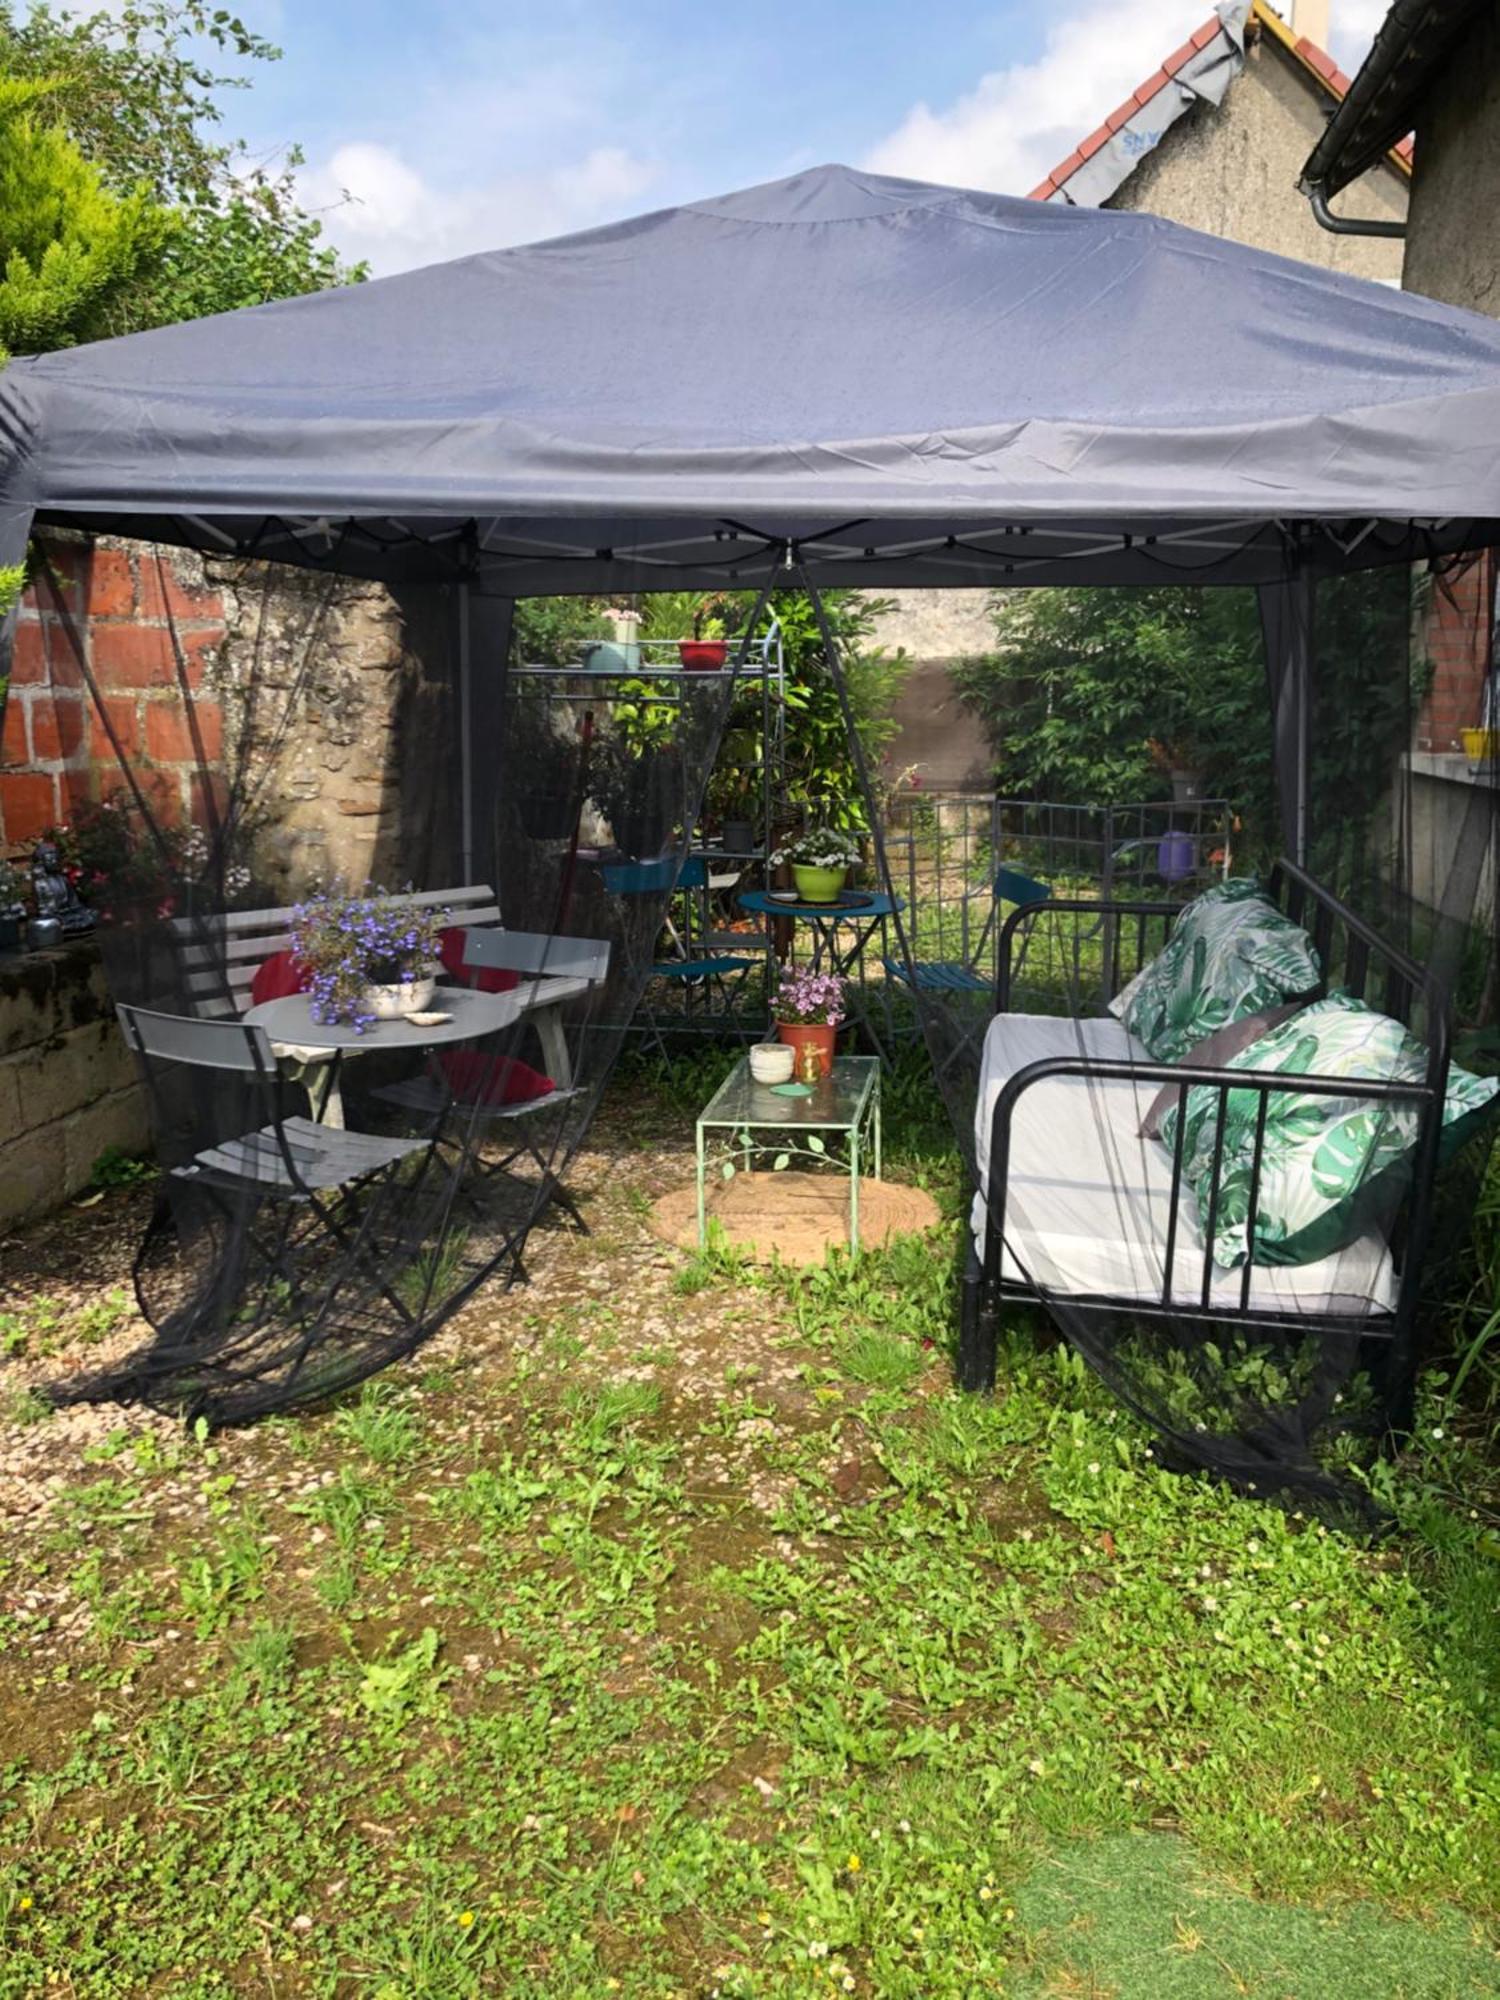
left=170, top=885, right=500, bottom=1020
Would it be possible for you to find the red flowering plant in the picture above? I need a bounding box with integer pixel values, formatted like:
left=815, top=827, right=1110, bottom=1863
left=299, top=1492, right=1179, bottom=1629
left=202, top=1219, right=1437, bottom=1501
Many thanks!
left=44, top=792, right=251, bottom=922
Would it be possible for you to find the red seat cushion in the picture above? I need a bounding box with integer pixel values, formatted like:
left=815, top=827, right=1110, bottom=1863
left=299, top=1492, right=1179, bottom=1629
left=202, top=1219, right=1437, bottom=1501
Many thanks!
left=250, top=949, right=313, bottom=1006
left=439, top=1049, right=555, bottom=1107
left=438, top=925, right=520, bottom=994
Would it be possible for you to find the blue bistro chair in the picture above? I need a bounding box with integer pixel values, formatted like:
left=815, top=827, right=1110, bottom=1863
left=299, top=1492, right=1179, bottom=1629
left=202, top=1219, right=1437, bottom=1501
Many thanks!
left=883, top=866, right=1050, bottom=1072
left=885, top=865, right=1050, bottom=999
left=602, top=855, right=761, bottom=1055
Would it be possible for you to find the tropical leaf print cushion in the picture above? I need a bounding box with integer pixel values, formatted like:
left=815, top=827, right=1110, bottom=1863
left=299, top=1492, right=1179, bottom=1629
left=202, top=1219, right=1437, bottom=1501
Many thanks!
left=1158, top=991, right=1500, bottom=1269
left=1110, top=878, right=1321, bottom=1064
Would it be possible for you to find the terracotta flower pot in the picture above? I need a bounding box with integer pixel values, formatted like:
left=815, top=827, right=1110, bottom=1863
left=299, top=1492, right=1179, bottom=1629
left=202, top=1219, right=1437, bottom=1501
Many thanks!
left=792, top=863, right=846, bottom=903
left=776, top=1020, right=837, bottom=1077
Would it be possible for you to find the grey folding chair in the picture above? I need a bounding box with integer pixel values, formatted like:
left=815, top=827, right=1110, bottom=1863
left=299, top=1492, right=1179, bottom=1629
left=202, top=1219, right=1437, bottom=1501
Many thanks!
left=375, top=929, right=611, bottom=1262
left=117, top=1003, right=433, bottom=1338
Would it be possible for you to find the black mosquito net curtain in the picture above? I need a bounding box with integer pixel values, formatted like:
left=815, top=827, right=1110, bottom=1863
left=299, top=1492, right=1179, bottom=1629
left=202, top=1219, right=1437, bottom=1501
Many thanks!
left=0, top=167, right=1496, bottom=1518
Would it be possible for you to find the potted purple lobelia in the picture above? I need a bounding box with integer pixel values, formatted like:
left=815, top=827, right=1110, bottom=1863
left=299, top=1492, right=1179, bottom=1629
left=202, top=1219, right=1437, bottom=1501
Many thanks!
left=290, top=886, right=449, bottom=1031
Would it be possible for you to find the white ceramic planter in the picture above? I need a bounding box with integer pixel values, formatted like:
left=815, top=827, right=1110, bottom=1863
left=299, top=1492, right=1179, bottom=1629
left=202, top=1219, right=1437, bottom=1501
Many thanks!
left=362, top=973, right=436, bottom=1019
left=749, top=1041, right=796, bottom=1084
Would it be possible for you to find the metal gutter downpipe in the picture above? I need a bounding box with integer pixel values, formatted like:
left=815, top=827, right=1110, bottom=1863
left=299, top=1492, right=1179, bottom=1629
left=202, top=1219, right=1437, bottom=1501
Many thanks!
left=1304, top=181, right=1407, bottom=238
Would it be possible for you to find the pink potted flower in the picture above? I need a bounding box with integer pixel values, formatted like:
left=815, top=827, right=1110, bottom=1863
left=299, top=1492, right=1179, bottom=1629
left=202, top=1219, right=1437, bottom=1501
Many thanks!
left=771, top=966, right=846, bottom=1077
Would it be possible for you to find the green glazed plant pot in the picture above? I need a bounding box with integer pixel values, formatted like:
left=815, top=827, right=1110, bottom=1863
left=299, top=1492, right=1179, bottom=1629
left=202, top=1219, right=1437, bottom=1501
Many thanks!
left=792, top=864, right=845, bottom=903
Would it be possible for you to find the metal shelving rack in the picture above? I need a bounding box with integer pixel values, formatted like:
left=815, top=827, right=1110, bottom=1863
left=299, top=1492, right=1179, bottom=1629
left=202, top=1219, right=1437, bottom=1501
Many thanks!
left=512, top=617, right=789, bottom=866
left=513, top=619, right=789, bottom=985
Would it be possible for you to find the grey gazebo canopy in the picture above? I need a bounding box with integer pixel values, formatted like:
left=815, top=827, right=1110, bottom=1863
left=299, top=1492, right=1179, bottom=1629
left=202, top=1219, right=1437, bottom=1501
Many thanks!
left=3, top=162, right=1500, bottom=594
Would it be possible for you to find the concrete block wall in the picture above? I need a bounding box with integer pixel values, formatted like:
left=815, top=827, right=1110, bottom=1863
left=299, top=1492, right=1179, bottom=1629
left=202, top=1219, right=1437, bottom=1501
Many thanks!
left=0, top=940, right=148, bottom=1225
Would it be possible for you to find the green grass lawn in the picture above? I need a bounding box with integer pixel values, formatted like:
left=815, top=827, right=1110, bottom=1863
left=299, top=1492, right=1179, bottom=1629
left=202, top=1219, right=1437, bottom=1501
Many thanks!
left=1, top=1068, right=1498, bottom=1997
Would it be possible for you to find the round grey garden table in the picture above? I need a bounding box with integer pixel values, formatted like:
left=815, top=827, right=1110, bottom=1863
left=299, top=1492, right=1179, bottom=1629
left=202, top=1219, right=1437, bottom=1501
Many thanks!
left=244, top=986, right=520, bottom=1125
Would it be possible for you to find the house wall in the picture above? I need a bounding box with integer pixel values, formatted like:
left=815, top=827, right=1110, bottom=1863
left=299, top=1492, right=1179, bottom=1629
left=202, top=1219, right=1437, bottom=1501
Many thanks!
left=1402, top=5, right=1500, bottom=315
left=1106, top=28, right=1407, bottom=273
left=868, top=591, right=993, bottom=793
left=1396, top=4, right=1500, bottom=934
left=0, top=539, right=417, bottom=894
left=0, top=541, right=418, bottom=1219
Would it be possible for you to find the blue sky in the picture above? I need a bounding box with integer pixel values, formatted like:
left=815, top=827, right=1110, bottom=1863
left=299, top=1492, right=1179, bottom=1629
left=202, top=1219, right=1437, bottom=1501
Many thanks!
left=226, top=1, right=1389, bottom=275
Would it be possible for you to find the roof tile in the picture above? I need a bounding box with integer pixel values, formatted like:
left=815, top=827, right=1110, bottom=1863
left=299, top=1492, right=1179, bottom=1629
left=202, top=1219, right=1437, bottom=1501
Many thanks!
left=1134, top=68, right=1174, bottom=106
left=1296, top=37, right=1339, bottom=81
left=1028, top=0, right=1412, bottom=204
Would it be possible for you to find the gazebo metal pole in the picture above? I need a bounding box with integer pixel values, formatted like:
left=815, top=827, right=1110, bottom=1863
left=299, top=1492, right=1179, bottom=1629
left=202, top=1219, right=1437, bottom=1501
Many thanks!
left=458, top=580, right=474, bottom=883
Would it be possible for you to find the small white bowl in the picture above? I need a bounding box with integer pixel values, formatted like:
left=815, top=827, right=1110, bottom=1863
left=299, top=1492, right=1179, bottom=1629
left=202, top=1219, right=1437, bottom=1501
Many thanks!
left=749, top=1041, right=796, bottom=1084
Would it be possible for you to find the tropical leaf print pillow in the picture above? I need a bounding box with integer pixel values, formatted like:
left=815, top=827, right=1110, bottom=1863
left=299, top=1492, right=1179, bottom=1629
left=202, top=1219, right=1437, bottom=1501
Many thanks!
left=1159, top=991, right=1500, bottom=1269
left=1110, top=878, right=1320, bottom=1064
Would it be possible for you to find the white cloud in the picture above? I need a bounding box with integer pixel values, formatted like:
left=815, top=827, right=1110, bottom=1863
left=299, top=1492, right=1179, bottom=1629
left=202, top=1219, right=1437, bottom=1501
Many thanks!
left=865, top=0, right=1224, bottom=196
left=1320, top=0, right=1390, bottom=73
left=298, top=141, right=659, bottom=275
left=865, top=0, right=1393, bottom=200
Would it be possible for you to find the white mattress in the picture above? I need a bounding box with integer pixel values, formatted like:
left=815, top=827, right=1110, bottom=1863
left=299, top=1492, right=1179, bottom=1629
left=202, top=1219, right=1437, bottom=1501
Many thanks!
left=971, top=1013, right=1397, bottom=1316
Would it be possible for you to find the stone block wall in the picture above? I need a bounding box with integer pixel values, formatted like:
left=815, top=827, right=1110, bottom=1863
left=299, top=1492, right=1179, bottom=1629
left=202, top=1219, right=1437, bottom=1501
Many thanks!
left=0, top=940, right=148, bottom=1224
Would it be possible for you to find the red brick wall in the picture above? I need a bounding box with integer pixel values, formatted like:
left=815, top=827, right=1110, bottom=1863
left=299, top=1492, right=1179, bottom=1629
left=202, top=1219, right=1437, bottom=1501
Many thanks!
left=1416, top=556, right=1493, bottom=752
left=0, top=541, right=226, bottom=853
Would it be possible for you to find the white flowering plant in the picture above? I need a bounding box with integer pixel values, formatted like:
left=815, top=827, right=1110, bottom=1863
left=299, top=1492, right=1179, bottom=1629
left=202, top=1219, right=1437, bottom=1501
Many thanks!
left=769, top=828, right=862, bottom=871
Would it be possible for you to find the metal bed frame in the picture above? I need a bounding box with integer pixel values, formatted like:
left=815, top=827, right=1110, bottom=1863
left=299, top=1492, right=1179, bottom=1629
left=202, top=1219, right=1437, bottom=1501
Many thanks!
left=959, top=859, right=1454, bottom=1440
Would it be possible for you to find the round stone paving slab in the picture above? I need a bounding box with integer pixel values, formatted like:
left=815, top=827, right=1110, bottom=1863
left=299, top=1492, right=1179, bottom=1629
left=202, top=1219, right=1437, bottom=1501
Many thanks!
left=650, top=1171, right=941, bottom=1265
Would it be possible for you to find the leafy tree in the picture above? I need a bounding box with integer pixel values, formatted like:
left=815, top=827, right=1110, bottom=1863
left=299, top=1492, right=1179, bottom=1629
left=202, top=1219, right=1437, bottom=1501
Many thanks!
left=510, top=596, right=615, bottom=668
left=0, top=76, right=172, bottom=358
left=637, top=588, right=908, bottom=827
left=953, top=577, right=1423, bottom=872
left=953, top=585, right=1276, bottom=838
left=0, top=2, right=362, bottom=330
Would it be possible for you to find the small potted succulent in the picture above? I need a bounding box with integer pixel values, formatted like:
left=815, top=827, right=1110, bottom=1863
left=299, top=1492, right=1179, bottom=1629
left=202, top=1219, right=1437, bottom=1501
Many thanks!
left=771, top=966, right=846, bottom=1077
left=290, top=885, right=448, bottom=1031
left=0, top=858, right=27, bottom=955
left=771, top=827, right=862, bottom=904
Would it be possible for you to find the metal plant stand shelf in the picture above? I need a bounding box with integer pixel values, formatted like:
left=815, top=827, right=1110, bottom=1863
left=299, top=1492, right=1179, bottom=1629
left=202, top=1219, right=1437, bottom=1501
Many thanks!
left=694, top=1054, right=882, bottom=1253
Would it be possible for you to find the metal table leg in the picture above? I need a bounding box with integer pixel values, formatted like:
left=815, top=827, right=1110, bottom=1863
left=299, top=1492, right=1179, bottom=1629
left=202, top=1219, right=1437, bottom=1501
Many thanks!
left=849, top=1117, right=860, bottom=1255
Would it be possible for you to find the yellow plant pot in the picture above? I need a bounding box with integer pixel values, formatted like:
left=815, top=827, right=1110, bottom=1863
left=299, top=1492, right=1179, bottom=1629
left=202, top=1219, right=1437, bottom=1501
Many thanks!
left=1462, top=727, right=1499, bottom=770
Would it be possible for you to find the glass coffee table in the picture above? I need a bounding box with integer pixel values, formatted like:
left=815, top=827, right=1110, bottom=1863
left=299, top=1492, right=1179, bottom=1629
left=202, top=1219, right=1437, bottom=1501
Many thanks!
left=695, top=1054, right=882, bottom=1252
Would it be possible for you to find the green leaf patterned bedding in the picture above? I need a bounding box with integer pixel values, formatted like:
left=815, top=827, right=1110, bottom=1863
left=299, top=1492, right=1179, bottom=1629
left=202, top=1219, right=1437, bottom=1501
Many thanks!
left=1158, top=991, right=1500, bottom=1270
left=1110, top=877, right=1320, bottom=1064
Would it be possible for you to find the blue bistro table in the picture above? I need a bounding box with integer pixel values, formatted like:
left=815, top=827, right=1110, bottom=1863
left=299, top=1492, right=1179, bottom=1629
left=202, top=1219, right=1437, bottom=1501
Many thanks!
left=695, top=1054, right=882, bottom=1252
left=737, top=886, right=903, bottom=1058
